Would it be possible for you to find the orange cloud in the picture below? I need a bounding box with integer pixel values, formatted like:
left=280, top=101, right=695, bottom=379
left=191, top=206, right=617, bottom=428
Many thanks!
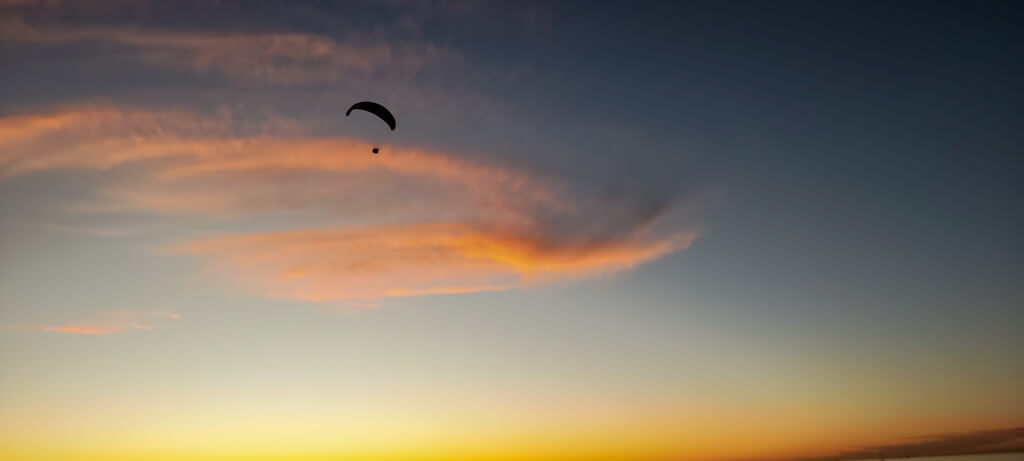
left=151, top=311, right=182, bottom=320
left=2, top=310, right=181, bottom=335
left=0, top=106, right=234, bottom=179
left=0, top=106, right=568, bottom=219
left=170, top=223, right=696, bottom=301
left=0, top=105, right=703, bottom=303
left=14, top=324, right=124, bottom=335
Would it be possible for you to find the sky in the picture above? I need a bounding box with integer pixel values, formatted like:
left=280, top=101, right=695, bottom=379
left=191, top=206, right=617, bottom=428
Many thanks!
left=1, top=1, right=1023, bottom=460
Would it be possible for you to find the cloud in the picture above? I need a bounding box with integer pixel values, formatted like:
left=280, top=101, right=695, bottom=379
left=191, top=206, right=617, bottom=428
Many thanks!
left=169, top=223, right=696, bottom=302
left=42, top=222, right=159, bottom=237
left=806, top=427, right=1024, bottom=460
left=0, top=104, right=702, bottom=303
left=0, top=14, right=462, bottom=86
left=3, top=324, right=128, bottom=335
left=0, top=1, right=705, bottom=305
left=2, top=310, right=181, bottom=335
left=0, top=2, right=565, bottom=170
left=0, top=105, right=567, bottom=217
left=150, top=310, right=181, bottom=320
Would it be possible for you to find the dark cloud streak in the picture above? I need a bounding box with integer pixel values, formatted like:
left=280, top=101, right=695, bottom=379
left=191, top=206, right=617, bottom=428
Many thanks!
left=805, top=427, right=1024, bottom=461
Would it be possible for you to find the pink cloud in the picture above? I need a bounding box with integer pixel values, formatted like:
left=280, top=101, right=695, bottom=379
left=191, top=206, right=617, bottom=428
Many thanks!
left=0, top=105, right=703, bottom=304
left=0, top=16, right=461, bottom=86
left=170, top=223, right=696, bottom=302
left=2, top=310, right=181, bottom=335
left=12, top=324, right=124, bottom=335
left=0, top=106, right=568, bottom=221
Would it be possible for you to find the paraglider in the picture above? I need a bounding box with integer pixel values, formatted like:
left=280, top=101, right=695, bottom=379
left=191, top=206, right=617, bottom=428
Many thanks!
left=346, top=101, right=395, bottom=154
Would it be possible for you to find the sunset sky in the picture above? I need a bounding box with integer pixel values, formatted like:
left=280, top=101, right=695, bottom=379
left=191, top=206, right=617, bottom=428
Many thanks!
left=1, top=1, right=1022, bottom=460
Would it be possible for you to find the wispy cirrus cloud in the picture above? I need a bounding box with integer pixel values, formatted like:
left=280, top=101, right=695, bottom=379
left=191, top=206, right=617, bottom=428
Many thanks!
left=42, top=221, right=161, bottom=238
left=150, top=310, right=181, bottom=320
left=170, top=222, right=696, bottom=302
left=2, top=310, right=181, bottom=335
left=4, top=323, right=146, bottom=335
left=0, top=13, right=462, bottom=86
left=0, top=104, right=702, bottom=302
left=0, top=1, right=519, bottom=134
left=0, top=105, right=568, bottom=219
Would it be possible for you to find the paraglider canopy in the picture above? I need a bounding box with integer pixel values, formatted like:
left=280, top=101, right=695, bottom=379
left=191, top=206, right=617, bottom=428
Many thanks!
left=346, top=101, right=396, bottom=131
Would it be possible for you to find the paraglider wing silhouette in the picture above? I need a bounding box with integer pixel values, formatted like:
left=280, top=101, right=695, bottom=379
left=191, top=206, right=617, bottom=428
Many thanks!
left=345, top=101, right=396, bottom=131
